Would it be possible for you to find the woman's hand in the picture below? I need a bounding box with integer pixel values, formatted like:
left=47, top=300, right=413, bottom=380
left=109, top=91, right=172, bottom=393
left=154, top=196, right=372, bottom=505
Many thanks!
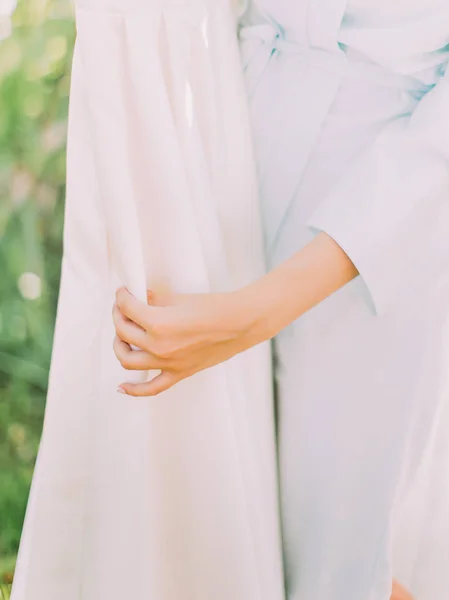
left=113, top=232, right=358, bottom=396
left=112, top=287, right=264, bottom=396
left=391, top=580, right=414, bottom=600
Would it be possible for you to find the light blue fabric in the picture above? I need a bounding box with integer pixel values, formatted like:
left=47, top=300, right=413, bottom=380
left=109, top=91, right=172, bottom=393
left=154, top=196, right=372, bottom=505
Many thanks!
left=307, top=67, right=449, bottom=316
left=240, top=2, right=449, bottom=599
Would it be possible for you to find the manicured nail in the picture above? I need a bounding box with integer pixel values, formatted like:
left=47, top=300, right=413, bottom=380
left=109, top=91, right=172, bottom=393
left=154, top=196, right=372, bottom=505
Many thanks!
left=117, top=386, right=127, bottom=395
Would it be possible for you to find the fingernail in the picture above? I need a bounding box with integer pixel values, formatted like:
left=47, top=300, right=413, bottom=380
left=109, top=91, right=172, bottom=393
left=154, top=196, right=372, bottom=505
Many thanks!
left=117, top=386, right=127, bottom=395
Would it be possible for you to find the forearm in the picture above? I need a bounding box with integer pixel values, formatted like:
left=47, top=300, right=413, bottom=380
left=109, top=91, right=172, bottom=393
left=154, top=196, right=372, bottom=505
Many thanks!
left=242, top=232, right=359, bottom=342
left=113, top=232, right=358, bottom=395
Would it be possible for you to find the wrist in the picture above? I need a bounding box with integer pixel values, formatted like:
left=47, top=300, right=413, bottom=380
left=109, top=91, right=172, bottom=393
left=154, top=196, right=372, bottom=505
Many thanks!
left=235, top=277, right=281, bottom=345
left=237, top=253, right=312, bottom=342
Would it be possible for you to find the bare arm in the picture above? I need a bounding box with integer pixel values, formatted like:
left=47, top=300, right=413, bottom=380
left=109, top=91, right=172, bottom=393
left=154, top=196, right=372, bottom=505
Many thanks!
left=113, top=232, right=358, bottom=396
left=242, top=231, right=358, bottom=344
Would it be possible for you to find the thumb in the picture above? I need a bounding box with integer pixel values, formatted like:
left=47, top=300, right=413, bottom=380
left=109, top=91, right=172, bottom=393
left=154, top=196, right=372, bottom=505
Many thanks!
left=147, top=282, right=175, bottom=307
left=119, top=371, right=179, bottom=397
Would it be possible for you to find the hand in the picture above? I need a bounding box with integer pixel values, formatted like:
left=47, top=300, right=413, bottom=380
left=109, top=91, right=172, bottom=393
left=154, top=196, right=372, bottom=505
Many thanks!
left=391, top=580, right=414, bottom=600
left=113, top=232, right=357, bottom=396
left=112, top=287, right=261, bottom=396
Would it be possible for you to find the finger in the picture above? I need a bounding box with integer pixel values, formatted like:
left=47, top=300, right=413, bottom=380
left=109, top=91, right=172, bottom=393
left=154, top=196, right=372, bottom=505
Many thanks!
left=146, top=287, right=173, bottom=307
left=116, top=287, right=152, bottom=329
left=118, top=371, right=179, bottom=397
left=112, top=304, right=148, bottom=348
left=113, top=336, right=165, bottom=371
left=390, top=581, right=414, bottom=600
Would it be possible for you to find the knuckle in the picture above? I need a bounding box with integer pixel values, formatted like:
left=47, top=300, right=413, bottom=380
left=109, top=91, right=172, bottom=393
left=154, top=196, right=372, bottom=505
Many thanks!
left=140, top=311, right=153, bottom=331
left=112, top=308, right=122, bottom=328
left=155, top=348, right=170, bottom=360
left=150, top=317, right=171, bottom=338
left=114, top=321, right=125, bottom=338
left=116, top=288, right=125, bottom=304
left=141, top=332, right=152, bottom=352
left=120, top=356, right=134, bottom=370
left=113, top=337, right=134, bottom=369
left=113, top=337, right=122, bottom=357
left=152, top=342, right=173, bottom=360
left=112, top=306, right=120, bottom=326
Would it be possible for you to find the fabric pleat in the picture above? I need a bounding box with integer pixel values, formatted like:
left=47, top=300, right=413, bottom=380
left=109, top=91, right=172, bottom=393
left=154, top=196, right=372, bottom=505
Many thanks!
left=11, top=2, right=285, bottom=599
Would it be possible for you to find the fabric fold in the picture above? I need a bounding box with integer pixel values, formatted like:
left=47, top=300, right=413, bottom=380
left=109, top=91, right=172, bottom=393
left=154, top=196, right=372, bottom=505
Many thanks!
left=11, top=3, right=285, bottom=600
left=308, top=67, right=449, bottom=315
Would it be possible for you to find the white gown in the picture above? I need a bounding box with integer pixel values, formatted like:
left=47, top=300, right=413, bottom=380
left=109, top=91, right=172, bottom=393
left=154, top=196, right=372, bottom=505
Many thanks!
left=11, top=1, right=284, bottom=599
left=240, top=1, right=449, bottom=599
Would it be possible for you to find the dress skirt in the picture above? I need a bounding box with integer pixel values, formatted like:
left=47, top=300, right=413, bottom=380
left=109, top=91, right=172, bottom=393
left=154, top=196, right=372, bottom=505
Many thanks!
left=11, top=2, right=285, bottom=599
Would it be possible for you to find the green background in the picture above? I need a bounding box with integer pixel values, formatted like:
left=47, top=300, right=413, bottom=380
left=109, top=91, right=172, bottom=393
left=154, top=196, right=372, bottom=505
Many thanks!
left=0, top=0, right=75, bottom=587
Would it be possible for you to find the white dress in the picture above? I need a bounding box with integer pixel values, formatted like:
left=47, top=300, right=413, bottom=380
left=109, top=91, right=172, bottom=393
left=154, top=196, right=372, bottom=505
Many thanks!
left=240, top=1, right=449, bottom=599
left=11, top=1, right=284, bottom=599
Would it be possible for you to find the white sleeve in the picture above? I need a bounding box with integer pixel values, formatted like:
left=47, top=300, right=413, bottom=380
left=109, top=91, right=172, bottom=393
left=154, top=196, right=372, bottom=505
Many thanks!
left=308, top=69, right=449, bottom=315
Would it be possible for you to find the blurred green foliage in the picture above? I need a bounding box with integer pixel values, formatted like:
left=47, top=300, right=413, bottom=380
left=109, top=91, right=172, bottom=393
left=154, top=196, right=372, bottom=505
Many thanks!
left=0, top=584, right=11, bottom=600
left=0, top=0, right=75, bottom=583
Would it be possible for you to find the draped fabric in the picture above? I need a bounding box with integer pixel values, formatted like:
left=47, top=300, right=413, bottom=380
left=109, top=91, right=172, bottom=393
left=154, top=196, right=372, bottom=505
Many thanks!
left=11, top=2, right=285, bottom=599
left=240, top=1, right=449, bottom=599
left=11, top=1, right=449, bottom=599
